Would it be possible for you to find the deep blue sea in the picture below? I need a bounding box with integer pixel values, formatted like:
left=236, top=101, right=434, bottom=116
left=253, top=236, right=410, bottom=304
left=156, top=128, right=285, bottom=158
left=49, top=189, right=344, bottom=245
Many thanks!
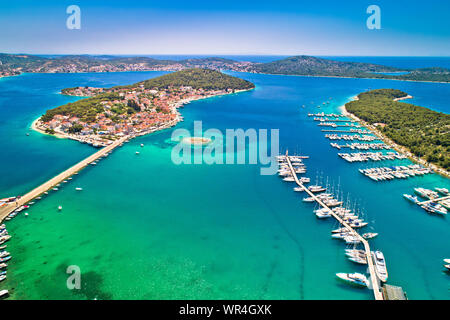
left=0, top=57, right=449, bottom=299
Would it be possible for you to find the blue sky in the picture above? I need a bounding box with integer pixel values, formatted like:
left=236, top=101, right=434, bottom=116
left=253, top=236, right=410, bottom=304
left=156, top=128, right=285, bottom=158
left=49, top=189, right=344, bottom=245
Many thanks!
left=0, top=0, right=449, bottom=55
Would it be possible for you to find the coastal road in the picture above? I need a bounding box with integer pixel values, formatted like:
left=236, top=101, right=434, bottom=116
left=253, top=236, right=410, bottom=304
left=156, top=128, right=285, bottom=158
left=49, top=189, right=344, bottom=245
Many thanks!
left=285, top=155, right=384, bottom=300
left=0, top=136, right=129, bottom=223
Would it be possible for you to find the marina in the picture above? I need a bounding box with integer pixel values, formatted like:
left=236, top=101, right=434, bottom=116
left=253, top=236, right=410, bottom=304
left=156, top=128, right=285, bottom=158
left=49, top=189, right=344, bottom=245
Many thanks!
left=0, top=65, right=448, bottom=300
left=359, top=165, right=434, bottom=181
left=280, top=153, right=386, bottom=300
left=403, top=188, right=449, bottom=215
left=338, top=152, right=407, bottom=163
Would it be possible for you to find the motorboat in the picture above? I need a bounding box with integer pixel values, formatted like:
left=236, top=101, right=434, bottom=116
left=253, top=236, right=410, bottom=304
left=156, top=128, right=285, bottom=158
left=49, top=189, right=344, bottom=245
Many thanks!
left=0, top=256, right=11, bottom=263
left=362, top=233, right=378, bottom=239
left=332, top=227, right=350, bottom=234
left=403, top=194, right=419, bottom=204
left=0, top=289, right=9, bottom=299
left=435, top=187, right=449, bottom=195
left=372, top=250, right=388, bottom=282
left=308, top=185, right=326, bottom=193
left=336, top=272, right=368, bottom=287
left=348, top=256, right=367, bottom=265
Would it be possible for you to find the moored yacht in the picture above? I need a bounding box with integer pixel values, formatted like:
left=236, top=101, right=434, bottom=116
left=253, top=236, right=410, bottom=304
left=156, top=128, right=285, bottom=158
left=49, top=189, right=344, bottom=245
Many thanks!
left=332, top=227, right=350, bottom=233
left=362, top=233, right=378, bottom=239
left=336, top=272, right=368, bottom=287
left=403, top=194, right=419, bottom=204
left=308, top=185, right=326, bottom=193
left=0, top=289, right=9, bottom=299
left=435, top=187, right=449, bottom=195
left=372, top=250, right=388, bottom=282
left=421, top=202, right=447, bottom=215
left=414, top=187, right=439, bottom=200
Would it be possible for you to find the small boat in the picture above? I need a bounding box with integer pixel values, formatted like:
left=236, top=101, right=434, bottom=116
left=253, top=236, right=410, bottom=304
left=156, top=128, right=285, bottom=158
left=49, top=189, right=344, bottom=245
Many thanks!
left=75, top=187, right=83, bottom=191
left=403, top=194, right=419, bottom=204
left=0, top=245, right=6, bottom=250
left=414, top=187, right=439, bottom=200
left=421, top=202, right=447, bottom=215
left=336, top=272, right=368, bottom=287
left=435, top=187, right=449, bottom=195
left=308, top=185, right=326, bottom=193
left=332, top=227, right=349, bottom=234
left=0, top=256, right=11, bottom=263
left=0, top=270, right=6, bottom=276
left=0, top=289, right=8, bottom=299
left=0, top=263, right=7, bottom=269
left=373, top=250, right=388, bottom=282
left=283, top=177, right=295, bottom=182
left=315, top=208, right=331, bottom=219
left=24, top=212, right=29, bottom=217
left=444, top=258, right=450, bottom=264
left=140, top=144, right=144, bottom=147
left=445, top=264, right=450, bottom=271
left=0, top=251, right=9, bottom=258
left=344, top=235, right=361, bottom=245
left=293, top=187, right=304, bottom=192
left=348, top=256, right=367, bottom=265
left=0, top=275, right=6, bottom=282
left=300, top=177, right=310, bottom=183
left=58, top=206, right=62, bottom=211
left=362, top=233, right=378, bottom=239
left=135, top=151, right=140, bottom=155
left=53, top=188, right=59, bottom=191
left=331, top=232, right=350, bottom=239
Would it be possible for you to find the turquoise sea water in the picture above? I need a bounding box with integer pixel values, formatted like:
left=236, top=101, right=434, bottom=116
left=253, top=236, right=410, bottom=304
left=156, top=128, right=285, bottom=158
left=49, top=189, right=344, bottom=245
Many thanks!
left=0, top=69, right=449, bottom=299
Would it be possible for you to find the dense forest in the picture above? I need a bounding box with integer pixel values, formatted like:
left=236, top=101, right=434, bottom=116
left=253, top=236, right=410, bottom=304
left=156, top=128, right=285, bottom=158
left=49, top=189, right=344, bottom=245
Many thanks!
left=135, top=68, right=255, bottom=90
left=41, top=92, right=123, bottom=123
left=345, top=89, right=450, bottom=169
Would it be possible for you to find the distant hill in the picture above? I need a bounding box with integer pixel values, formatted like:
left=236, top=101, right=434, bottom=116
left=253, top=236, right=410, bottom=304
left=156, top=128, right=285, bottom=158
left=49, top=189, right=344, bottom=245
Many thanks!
left=249, top=55, right=400, bottom=76
left=132, top=68, right=255, bottom=90
left=1, top=53, right=449, bottom=82
left=249, top=55, right=450, bottom=82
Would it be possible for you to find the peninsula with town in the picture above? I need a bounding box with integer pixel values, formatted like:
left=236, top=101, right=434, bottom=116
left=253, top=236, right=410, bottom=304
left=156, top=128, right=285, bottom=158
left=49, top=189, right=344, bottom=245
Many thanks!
left=32, top=68, right=255, bottom=146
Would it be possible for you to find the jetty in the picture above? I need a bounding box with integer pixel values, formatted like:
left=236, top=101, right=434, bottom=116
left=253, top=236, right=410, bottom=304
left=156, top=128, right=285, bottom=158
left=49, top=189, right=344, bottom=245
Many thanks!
left=417, top=195, right=450, bottom=205
left=321, top=129, right=372, bottom=134
left=284, top=154, right=384, bottom=300
left=0, top=136, right=129, bottom=223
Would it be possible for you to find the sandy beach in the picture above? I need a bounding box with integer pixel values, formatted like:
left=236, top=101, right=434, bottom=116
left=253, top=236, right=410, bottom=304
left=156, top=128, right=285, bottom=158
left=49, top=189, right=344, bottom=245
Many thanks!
left=31, top=117, right=66, bottom=139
